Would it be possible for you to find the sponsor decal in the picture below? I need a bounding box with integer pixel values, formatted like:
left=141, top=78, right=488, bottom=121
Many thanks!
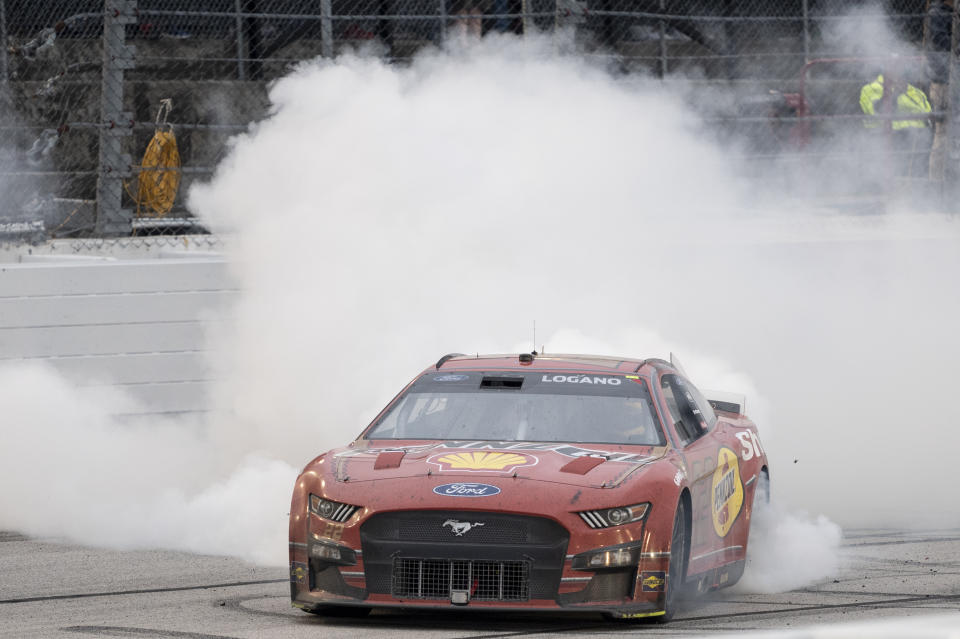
left=735, top=430, right=765, bottom=461
left=433, top=374, right=469, bottom=382
left=333, top=444, right=440, bottom=460
left=290, top=561, right=307, bottom=584
left=641, top=570, right=666, bottom=592
left=321, top=522, right=344, bottom=541
left=438, top=441, right=657, bottom=464
left=540, top=374, right=622, bottom=385
left=433, top=482, right=501, bottom=497
left=442, top=519, right=485, bottom=536
left=428, top=450, right=537, bottom=473
left=711, top=447, right=744, bottom=537
left=335, top=441, right=661, bottom=466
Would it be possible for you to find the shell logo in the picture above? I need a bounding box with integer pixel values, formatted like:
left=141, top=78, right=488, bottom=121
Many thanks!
left=711, top=447, right=744, bottom=537
left=429, top=451, right=537, bottom=473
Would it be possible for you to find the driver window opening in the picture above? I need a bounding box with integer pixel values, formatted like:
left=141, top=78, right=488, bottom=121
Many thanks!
left=661, top=375, right=707, bottom=445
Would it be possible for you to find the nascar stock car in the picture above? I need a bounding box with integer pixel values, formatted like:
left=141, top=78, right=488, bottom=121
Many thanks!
left=289, top=352, right=769, bottom=621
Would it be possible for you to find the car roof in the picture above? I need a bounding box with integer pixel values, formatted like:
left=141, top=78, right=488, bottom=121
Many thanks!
left=431, top=353, right=673, bottom=375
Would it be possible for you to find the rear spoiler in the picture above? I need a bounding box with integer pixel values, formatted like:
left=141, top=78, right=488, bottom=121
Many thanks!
left=703, top=390, right=746, bottom=416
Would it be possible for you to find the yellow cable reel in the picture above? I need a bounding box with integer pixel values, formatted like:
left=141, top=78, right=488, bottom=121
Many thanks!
left=135, top=98, right=181, bottom=217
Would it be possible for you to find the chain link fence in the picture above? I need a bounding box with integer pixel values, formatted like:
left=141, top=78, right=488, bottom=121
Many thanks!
left=0, top=1, right=953, bottom=241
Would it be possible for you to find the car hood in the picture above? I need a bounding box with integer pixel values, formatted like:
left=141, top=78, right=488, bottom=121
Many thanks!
left=326, top=440, right=669, bottom=489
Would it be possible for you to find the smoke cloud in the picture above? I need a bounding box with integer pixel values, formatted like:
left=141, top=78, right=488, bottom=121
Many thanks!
left=1, top=16, right=958, bottom=593
left=736, top=500, right=843, bottom=594
left=0, top=362, right=292, bottom=565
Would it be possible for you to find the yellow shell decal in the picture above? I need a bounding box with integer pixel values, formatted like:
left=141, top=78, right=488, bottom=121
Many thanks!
left=711, top=447, right=744, bottom=537
left=429, top=451, right=537, bottom=472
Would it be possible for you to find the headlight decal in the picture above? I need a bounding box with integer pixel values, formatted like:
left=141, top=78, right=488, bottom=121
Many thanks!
left=310, top=494, right=360, bottom=522
left=577, top=502, right=649, bottom=529
left=579, top=510, right=610, bottom=529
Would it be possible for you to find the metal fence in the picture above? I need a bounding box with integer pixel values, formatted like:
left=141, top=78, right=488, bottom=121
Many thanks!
left=0, top=1, right=954, bottom=239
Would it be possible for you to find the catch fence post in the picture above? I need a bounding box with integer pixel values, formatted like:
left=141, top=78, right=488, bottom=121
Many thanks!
left=802, top=0, right=810, bottom=63
left=438, top=0, right=447, bottom=45
left=0, top=0, right=7, bottom=84
left=521, top=0, right=534, bottom=35
left=947, top=0, right=960, bottom=210
left=95, top=0, right=136, bottom=235
left=658, top=0, right=667, bottom=77
left=321, top=0, right=333, bottom=57
left=234, top=0, right=247, bottom=79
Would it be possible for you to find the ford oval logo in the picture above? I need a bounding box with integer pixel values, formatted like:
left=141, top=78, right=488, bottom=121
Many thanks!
left=433, top=482, right=501, bottom=497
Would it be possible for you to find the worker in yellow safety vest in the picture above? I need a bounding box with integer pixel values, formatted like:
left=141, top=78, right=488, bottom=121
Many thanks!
left=859, top=68, right=932, bottom=177
left=859, top=73, right=932, bottom=129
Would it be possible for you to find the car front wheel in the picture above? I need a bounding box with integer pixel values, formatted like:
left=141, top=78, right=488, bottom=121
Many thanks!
left=659, top=498, right=689, bottom=622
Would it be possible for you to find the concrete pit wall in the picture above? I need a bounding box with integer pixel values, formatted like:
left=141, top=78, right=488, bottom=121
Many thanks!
left=0, top=243, right=234, bottom=419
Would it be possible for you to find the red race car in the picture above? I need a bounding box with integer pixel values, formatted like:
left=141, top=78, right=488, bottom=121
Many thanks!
left=289, top=352, right=769, bottom=621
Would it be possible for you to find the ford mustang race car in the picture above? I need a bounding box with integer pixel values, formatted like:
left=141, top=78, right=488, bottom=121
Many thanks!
left=289, top=352, right=769, bottom=621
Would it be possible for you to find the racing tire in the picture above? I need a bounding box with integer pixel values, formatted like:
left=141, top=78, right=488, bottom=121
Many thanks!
left=755, top=469, right=770, bottom=506
left=307, top=604, right=372, bottom=618
left=657, top=498, right=689, bottom=623
left=723, top=469, right=770, bottom=591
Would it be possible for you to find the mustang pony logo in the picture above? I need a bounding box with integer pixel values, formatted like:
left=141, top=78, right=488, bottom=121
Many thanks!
left=443, top=519, right=485, bottom=536
left=711, top=447, right=744, bottom=537
left=428, top=450, right=537, bottom=473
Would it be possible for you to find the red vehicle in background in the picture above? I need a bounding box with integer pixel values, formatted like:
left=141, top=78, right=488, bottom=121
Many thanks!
left=288, top=352, right=769, bottom=622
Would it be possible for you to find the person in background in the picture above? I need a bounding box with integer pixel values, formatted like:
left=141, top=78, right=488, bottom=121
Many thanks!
left=449, top=0, right=486, bottom=39
left=925, top=0, right=954, bottom=181
left=860, top=66, right=933, bottom=177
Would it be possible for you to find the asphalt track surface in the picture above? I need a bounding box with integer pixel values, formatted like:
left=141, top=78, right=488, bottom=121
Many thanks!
left=2, top=529, right=958, bottom=638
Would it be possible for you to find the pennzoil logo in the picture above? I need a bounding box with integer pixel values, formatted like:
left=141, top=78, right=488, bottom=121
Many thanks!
left=711, top=447, right=744, bottom=537
left=641, top=571, right=666, bottom=592
left=428, top=450, right=537, bottom=473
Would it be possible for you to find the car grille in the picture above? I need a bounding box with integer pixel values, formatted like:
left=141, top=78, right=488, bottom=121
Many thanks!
left=392, top=558, right=530, bottom=601
left=361, top=511, right=568, bottom=601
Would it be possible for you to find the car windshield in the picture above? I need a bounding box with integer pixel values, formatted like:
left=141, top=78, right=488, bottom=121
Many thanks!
left=365, top=371, right=665, bottom=446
